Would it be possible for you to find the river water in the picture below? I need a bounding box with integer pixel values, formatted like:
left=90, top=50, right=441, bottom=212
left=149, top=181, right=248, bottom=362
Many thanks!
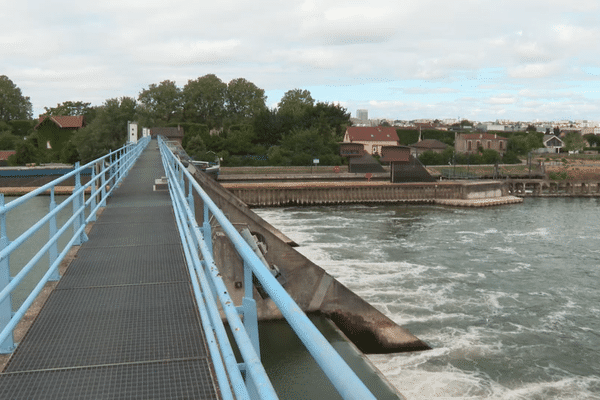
left=254, top=198, right=600, bottom=400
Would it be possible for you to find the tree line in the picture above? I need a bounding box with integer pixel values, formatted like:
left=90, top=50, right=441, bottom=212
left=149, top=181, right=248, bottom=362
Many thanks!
left=0, top=74, right=350, bottom=166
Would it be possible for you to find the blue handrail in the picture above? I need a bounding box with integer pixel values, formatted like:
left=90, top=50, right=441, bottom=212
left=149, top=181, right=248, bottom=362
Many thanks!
left=158, top=136, right=377, bottom=400
left=0, top=136, right=150, bottom=353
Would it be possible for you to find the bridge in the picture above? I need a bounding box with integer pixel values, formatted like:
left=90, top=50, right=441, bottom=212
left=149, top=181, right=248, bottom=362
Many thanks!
left=0, top=137, right=411, bottom=399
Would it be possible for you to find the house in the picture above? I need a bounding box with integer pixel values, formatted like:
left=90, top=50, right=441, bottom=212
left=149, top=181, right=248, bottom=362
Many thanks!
left=150, top=126, right=185, bottom=144
left=0, top=150, right=16, bottom=166
left=34, top=115, right=85, bottom=151
left=342, top=126, right=399, bottom=156
left=455, top=132, right=508, bottom=154
left=408, top=139, right=448, bottom=157
left=379, top=145, right=435, bottom=183
left=543, top=135, right=564, bottom=153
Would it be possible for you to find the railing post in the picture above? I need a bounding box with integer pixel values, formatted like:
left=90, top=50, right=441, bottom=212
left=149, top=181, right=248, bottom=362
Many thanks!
left=48, top=188, right=59, bottom=281
left=241, top=260, right=259, bottom=357
left=73, top=162, right=88, bottom=245
left=0, top=194, right=15, bottom=353
left=203, top=204, right=212, bottom=257
left=89, top=165, right=97, bottom=222
left=101, top=158, right=107, bottom=206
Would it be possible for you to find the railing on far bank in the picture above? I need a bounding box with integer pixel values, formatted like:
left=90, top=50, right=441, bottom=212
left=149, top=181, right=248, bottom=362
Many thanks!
left=158, top=136, right=377, bottom=400
left=0, top=136, right=150, bottom=353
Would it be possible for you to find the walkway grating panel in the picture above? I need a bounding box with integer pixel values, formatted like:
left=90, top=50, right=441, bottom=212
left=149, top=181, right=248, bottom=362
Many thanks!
left=57, top=244, right=188, bottom=289
left=83, top=221, right=181, bottom=248
left=4, top=283, right=206, bottom=371
left=0, top=140, right=220, bottom=399
left=0, top=358, right=218, bottom=400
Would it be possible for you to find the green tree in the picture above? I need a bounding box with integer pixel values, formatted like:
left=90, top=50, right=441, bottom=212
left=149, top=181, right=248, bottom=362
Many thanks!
left=43, top=101, right=95, bottom=120
left=12, top=140, right=37, bottom=165
left=0, top=131, right=16, bottom=150
left=182, top=74, right=227, bottom=129
left=225, top=78, right=267, bottom=124
left=0, top=75, right=33, bottom=122
left=277, top=89, right=314, bottom=117
left=72, top=97, right=137, bottom=162
left=583, top=134, right=600, bottom=147
left=137, top=80, right=182, bottom=126
left=564, top=131, right=585, bottom=152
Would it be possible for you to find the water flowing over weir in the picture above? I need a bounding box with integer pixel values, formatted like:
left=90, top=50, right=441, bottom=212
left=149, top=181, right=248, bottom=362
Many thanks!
left=187, top=163, right=431, bottom=354
left=254, top=199, right=600, bottom=400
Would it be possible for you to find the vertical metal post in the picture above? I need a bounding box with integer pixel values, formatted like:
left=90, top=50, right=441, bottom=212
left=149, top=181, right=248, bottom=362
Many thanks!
left=48, top=189, right=59, bottom=281
left=101, top=158, right=107, bottom=207
left=89, top=165, right=97, bottom=222
left=0, top=194, right=15, bottom=353
left=73, top=162, right=88, bottom=245
left=187, top=180, right=195, bottom=220
left=203, top=203, right=212, bottom=257
left=242, top=260, right=259, bottom=357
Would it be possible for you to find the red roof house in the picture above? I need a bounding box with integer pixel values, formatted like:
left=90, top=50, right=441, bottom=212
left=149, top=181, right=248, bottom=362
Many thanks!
left=342, top=126, right=399, bottom=155
left=34, top=115, right=86, bottom=151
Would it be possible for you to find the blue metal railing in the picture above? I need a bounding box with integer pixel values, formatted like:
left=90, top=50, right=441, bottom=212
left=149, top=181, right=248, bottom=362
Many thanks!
left=0, top=136, right=150, bottom=353
left=158, top=136, right=377, bottom=400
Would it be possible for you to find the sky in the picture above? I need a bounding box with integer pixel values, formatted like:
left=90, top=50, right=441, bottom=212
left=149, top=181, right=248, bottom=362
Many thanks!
left=2, top=0, right=600, bottom=123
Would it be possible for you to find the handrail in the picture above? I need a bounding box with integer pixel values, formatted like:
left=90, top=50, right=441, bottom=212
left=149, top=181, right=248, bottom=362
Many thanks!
left=0, top=136, right=150, bottom=353
left=158, top=136, right=377, bottom=400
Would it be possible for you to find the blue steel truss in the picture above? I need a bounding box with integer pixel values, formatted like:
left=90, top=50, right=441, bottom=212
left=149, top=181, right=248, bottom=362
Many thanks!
left=158, top=137, right=377, bottom=400
left=0, top=136, right=150, bottom=353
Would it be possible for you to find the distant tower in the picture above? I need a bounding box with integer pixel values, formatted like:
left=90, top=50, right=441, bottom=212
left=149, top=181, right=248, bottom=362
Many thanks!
left=357, top=109, right=368, bottom=121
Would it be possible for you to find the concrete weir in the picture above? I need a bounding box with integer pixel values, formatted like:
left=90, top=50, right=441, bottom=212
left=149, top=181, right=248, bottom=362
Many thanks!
left=221, top=179, right=523, bottom=208
left=189, top=166, right=431, bottom=354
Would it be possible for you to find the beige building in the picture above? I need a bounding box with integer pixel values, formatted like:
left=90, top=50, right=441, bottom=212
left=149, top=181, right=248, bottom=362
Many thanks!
left=455, top=132, right=508, bottom=154
left=342, top=126, right=399, bottom=156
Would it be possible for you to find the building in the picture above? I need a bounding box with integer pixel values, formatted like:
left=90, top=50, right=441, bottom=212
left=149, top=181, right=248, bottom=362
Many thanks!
left=0, top=150, right=16, bottom=166
left=34, top=115, right=86, bottom=151
left=379, top=146, right=435, bottom=183
left=408, top=139, right=448, bottom=157
left=454, top=132, right=508, bottom=154
left=150, top=126, right=185, bottom=144
left=342, top=126, right=399, bottom=156
left=543, top=135, right=564, bottom=153
left=356, top=109, right=368, bottom=121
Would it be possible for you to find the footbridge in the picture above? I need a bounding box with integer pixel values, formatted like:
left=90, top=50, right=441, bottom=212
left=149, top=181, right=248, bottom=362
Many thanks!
left=0, top=137, right=424, bottom=399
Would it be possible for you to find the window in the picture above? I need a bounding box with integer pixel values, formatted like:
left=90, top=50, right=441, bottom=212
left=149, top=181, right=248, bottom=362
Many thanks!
left=487, top=140, right=491, bottom=149
left=467, top=141, right=472, bottom=151
left=499, top=141, right=504, bottom=150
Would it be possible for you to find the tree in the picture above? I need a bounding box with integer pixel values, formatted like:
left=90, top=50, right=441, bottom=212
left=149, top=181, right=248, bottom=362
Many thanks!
left=137, top=80, right=182, bottom=126
left=43, top=101, right=94, bottom=119
left=277, top=89, right=314, bottom=117
left=71, top=97, right=137, bottom=162
left=0, top=131, right=16, bottom=150
left=564, top=131, right=585, bottom=152
left=182, top=74, right=227, bottom=129
left=584, top=134, right=600, bottom=147
left=0, top=75, right=33, bottom=122
left=225, top=78, right=267, bottom=124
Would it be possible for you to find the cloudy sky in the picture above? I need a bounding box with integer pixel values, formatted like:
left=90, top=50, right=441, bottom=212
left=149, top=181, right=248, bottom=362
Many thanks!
left=2, top=0, right=600, bottom=122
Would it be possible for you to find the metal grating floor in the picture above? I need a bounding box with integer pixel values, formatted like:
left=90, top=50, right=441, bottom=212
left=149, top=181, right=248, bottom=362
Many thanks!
left=0, top=140, right=219, bottom=399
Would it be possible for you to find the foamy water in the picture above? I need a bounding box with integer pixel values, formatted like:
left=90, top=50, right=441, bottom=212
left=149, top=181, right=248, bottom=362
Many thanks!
left=255, top=198, right=600, bottom=399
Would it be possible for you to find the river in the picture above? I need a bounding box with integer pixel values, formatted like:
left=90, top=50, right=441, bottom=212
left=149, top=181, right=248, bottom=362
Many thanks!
left=254, top=198, right=600, bottom=400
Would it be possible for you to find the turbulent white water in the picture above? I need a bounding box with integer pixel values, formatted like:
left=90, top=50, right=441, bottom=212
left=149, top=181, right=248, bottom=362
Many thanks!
left=255, top=198, right=600, bottom=400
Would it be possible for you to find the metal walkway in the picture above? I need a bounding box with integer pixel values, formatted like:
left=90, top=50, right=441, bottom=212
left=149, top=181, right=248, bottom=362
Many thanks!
left=0, top=142, right=219, bottom=399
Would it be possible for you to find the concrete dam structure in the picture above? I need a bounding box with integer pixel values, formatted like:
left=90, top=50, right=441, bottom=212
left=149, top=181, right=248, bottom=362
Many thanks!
left=189, top=164, right=431, bottom=354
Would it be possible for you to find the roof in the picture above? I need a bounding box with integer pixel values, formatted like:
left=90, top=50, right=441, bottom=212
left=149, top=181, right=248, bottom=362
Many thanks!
left=380, top=146, right=411, bottom=163
left=457, top=133, right=508, bottom=141
left=35, top=115, right=85, bottom=130
left=409, top=139, right=448, bottom=150
left=544, top=135, right=564, bottom=144
left=345, top=126, right=399, bottom=142
left=0, top=150, right=16, bottom=161
left=150, top=127, right=184, bottom=138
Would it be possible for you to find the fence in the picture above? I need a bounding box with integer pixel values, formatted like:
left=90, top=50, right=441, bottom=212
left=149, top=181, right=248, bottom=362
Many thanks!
left=0, top=136, right=150, bottom=353
left=158, top=136, right=377, bottom=400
